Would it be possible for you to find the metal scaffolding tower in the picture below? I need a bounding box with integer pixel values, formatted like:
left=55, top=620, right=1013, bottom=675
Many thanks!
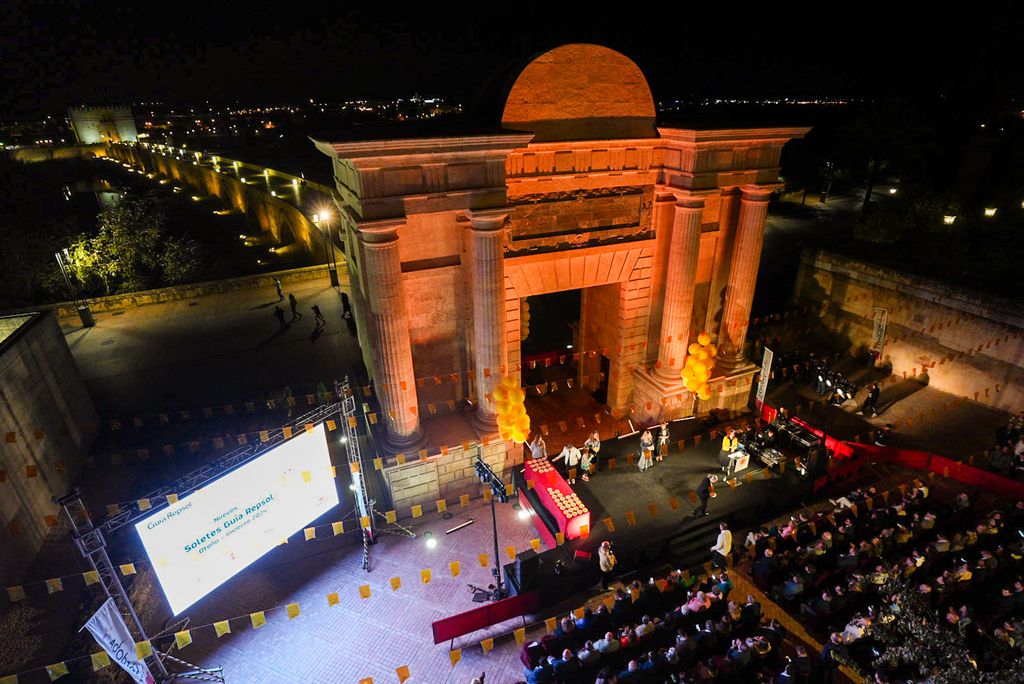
left=336, top=376, right=415, bottom=571
left=55, top=490, right=223, bottom=683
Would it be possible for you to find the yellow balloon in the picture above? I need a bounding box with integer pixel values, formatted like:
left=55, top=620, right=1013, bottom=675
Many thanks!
left=706, top=344, right=717, bottom=357
left=697, top=332, right=711, bottom=347
left=697, top=385, right=711, bottom=400
left=510, top=387, right=526, bottom=403
left=681, top=367, right=696, bottom=382
left=696, top=350, right=708, bottom=361
left=503, top=376, right=518, bottom=388
left=493, top=385, right=509, bottom=402
left=688, top=343, right=702, bottom=355
left=685, top=355, right=698, bottom=368
left=695, top=368, right=709, bottom=383
left=512, top=430, right=527, bottom=444
left=684, top=378, right=698, bottom=392
left=692, top=361, right=707, bottom=375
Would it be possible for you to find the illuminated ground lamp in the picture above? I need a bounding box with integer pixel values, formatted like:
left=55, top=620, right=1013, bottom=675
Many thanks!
left=943, top=215, right=956, bottom=225
left=984, top=207, right=997, bottom=218
left=888, top=188, right=897, bottom=195
left=423, top=531, right=437, bottom=549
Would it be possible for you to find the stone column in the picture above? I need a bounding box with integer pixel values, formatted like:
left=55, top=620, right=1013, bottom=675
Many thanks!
left=359, top=222, right=425, bottom=451
left=718, top=185, right=773, bottom=369
left=707, top=186, right=741, bottom=335
left=653, top=197, right=705, bottom=382
left=469, top=212, right=508, bottom=430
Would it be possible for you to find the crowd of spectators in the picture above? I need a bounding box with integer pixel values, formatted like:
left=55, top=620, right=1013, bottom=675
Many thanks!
left=518, top=571, right=826, bottom=683
left=744, top=478, right=1024, bottom=681
left=989, top=410, right=1024, bottom=479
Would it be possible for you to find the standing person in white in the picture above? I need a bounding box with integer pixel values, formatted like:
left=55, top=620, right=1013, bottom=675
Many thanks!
left=552, top=444, right=582, bottom=484
left=598, top=540, right=617, bottom=590
left=638, top=429, right=654, bottom=471
left=710, top=522, right=732, bottom=569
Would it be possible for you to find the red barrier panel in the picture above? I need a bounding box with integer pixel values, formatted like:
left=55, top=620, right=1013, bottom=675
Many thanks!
left=431, top=589, right=541, bottom=645
left=819, top=442, right=1024, bottom=500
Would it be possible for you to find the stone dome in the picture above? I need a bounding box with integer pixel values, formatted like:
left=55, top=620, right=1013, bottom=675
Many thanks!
left=500, top=44, right=657, bottom=142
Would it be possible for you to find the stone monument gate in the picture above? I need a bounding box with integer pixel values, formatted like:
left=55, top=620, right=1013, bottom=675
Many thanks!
left=314, top=45, right=808, bottom=505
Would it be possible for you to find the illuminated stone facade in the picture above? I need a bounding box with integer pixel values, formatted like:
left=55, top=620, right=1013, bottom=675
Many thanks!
left=315, top=45, right=809, bottom=467
left=68, top=106, right=138, bottom=144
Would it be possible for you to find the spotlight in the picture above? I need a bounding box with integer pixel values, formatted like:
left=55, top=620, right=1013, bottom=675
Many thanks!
left=566, top=344, right=573, bottom=349
left=424, top=531, right=437, bottom=549
left=348, top=483, right=357, bottom=491
left=517, top=508, right=530, bottom=521
left=984, top=207, right=997, bottom=218
left=340, top=436, right=348, bottom=444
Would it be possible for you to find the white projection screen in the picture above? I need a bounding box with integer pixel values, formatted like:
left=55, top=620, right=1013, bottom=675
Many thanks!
left=136, top=423, right=339, bottom=614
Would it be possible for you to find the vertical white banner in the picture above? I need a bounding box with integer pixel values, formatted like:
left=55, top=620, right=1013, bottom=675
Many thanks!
left=83, top=598, right=155, bottom=684
left=755, top=347, right=773, bottom=410
left=870, top=307, right=888, bottom=359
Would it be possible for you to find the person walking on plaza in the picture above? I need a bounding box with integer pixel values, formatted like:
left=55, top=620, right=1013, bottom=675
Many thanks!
left=692, top=474, right=718, bottom=517
left=638, top=429, right=654, bottom=471
left=312, top=304, right=325, bottom=325
left=857, top=383, right=880, bottom=416
left=598, top=540, right=617, bottom=590
left=584, top=430, right=601, bottom=474
left=341, top=291, right=352, bottom=319
left=710, top=522, right=732, bottom=569
left=289, top=293, right=302, bottom=320
left=273, top=276, right=283, bottom=301
left=273, top=305, right=287, bottom=330
left=657, top=422, right=669, bottom=461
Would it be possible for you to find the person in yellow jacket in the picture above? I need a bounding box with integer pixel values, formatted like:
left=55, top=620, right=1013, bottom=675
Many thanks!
left=719, top=428, right=740, bottom=479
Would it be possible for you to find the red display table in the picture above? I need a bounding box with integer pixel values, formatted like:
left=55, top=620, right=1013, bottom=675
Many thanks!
left=524, top=457, right=591, bottom=541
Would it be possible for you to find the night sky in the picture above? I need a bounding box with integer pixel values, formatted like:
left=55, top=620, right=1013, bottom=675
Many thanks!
left=2, top=2, right=1022, bottom=116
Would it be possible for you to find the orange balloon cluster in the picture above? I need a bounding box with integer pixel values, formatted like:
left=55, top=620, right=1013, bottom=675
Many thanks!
left=680, top=331, right=716, bottom=401
left=547, top=488, right=589, bottom=517
left=494, top=376, right=530, bottom=443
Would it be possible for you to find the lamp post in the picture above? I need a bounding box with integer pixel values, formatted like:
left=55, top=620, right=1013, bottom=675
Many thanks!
left=55, top=249, right=94, bottom=328
left=316, top=207, right=340, bottom=287
left=474, top=456, right=510, bottom=601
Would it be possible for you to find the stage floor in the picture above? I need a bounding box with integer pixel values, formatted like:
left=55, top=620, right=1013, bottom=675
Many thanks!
left=533, top=419, right=812, bottom=572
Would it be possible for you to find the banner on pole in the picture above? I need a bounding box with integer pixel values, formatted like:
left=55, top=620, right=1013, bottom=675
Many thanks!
left=870, top=307, right=888, bottom=361
left=82, top=598, right=155, bottom=684
left=755, top=347, right=773, bottom=410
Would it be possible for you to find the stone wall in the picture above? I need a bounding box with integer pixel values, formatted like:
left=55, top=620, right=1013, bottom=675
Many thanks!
left=0, top=264, right=344, bottom=320
left=3, top=144, right=106, bottom=163
left=106, top=144, right=331, bottom=259
left=383, top=439, right=515, bottom=517
left=794, top=249, right=1024, bottom=412
left=0, top=312, right=98, bottom=595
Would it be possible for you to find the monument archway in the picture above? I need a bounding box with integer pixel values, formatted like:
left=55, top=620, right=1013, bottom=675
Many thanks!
left=313, top=43, right=809, bottom=506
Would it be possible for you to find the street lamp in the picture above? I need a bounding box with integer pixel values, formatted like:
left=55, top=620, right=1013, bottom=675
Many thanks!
left=316, top=207, right=340, bottom=287
left=55, top=249, right=94, bottom=328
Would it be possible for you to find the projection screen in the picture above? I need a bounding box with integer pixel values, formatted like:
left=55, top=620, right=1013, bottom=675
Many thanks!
left=135, top=423, right=339, bottom=614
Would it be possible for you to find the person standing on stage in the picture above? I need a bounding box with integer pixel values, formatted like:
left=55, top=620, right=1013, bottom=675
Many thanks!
left=692, top=474, right=718, bottom=517
left=857, top=383, right=881, bottom=417
left=638, top=429, right=654, bottom=471
left=656, top=422, right=669, bottom=461
left=528, top=434, right=547, bottom=460
left=598, top=540, right=617, bottom=590
left=720, top=428, right=740, bottom=480
left=710, top=522, right=732, bottom=569
left=552, top=444, right=582, bottom=484
left=584, top=430, right=601, bottom=474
